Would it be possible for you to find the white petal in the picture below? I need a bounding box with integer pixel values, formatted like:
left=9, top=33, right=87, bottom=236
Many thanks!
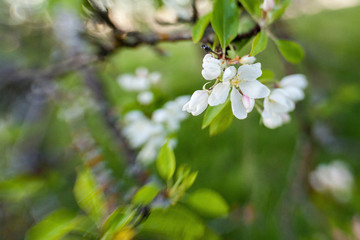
left=208, top=83, right=230, bottom=106
left=202, top=67, right=221, bottom=80
left=282, top=86, right=305, bottom=102
left=267, top=89, right=295, bottom=112
left=242, top=95, right=255, bottom=113
left=230, top=87, right=247, bottom=119
left=223, top=66, right=236, bottom=83
left=280, top=74, right=308, bottom=89
left=240, top=80, right=270, bottom=99
left=262, top=111, right=283, bottom=129
left=237, top=63, right=262, bottom=81
left=203, top=54, right=221, bottom=65
left=239, top=55, right=256, bottom=65
left=182, top=90, right=209, bottom=116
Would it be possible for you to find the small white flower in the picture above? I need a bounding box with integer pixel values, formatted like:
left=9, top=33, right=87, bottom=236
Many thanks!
left=261, top=0, right=275, bottom=12
left=182, top=90, right=209, bottom=116
left=137, top=91, right=154, bottom=105
left=237, top=63, right=270, bottom=99
left=239, top=55, right=256, bottom=65
left=201, top=54, right=222, bottom=80
left=309, top=161, right=353, bottom=202
left=279, top=74, right=308, bottom=102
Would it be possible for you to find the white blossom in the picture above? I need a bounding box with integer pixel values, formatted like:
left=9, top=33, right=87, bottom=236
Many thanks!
left=117, top=74, right=149, bottom=91
left=262, top=111, right=290, bottom=129
left=182, top=90, right=209, bottom=116
left=137, top=91, right=154, bottom=105
left=201, top=54, right=222, bottom=80
left=309, top=161, right=353, bottom=202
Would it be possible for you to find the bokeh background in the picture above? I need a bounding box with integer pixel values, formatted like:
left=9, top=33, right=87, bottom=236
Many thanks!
left=1, top=0, right=360, bottom=239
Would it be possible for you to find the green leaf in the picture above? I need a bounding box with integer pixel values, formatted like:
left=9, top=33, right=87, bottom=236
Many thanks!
left=238, top=0, right=261, bottom=16
left=269, top=0, right=292, bottom=24
left=25, top=209, right=84, bottom=240
left=73, top=168, right=107, bottom=223
left=183, top=172, right=198, bottom=189
left=192, top=12, right=212, bottom=43
left=132, top=183, right=161, bottom=205
left=250, top=30, right=268, bottom=56
left=156, top=141, right=176, bottom=181
left=209, top=100, right=233, bottom=136
left=101, top=207, right=137, bottom=240
left=186, top=189, right=229, bottom=217
left=138, top=205, right=205, bottom=240
left=202, top=98, right=230, bottom=129
left=274, top=39, right=305, bottom=64
left=212, top=0, right=240, bottom=49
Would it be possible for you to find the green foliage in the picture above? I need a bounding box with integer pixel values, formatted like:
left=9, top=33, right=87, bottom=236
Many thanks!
left=274, top=39, right=305, bottom=63
left=250, top=30, right=268, bottom=56
left=101, top=207, right=137, bottom=240
left=212, top=0, right=240, bottom=50
left=186, top=189, right=229, bottom=217
left=73, top=168, right=107, bottom=223
left=25, top=209, right=87, bottom=240
left=238, top=0, right=261, bottom=17
left=139, top=205, right=205, bottom=240
left=156, top=141, right=176, bottom=182
left=269, top=0, right=292, bottom=24
left=132, top=183, right=161, bottom=205
left=202, top=99, right=230, bottom=129
left=0, top=175, right=45, bottom=202
left=209, top=100, right=233, bottom=136
left=192, top=13, right=212, bottom=43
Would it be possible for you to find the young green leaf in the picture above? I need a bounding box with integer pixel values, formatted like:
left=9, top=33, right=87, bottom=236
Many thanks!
left=132, top=183, right=160, bottom=205
left=138, top=205, right=205, bottom=240
left=192, top=12, right=212, bottom=43
left=156, top=141, right=176, bottom=181
left=212, top=0, right=240, bottom=49
left=209, top=100, right=233, bottom=136
left=73, top=168, right=107, bottom=223
left=250, top=30, right=268, bottom=56
left=202, top=98, right=230, bottom=129
left=183, top=171, right=198, bottom=189
left=25, top=209, right=83, bottom=240
left=238, top=0, right=261, bottom=17
left=102, top=207, right=137, bottom=239
left=186, top=189, right=229, bottom=217
left=274, top=39, right=305, bottom=64
left=269, top=0, right=292, bottom=24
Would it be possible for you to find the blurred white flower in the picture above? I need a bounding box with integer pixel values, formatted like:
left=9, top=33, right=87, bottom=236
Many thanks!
left=182, top=90, right=209, bottom=116
left=137, top=91, right=154, bottom=105
left=163, top=0, right=192, bottom=19
left=201, top=54, right=223, bottom=80
left=261, top=0, right=275, bottom=12
left=279, top=74, right=308, bottom=102
left=261, top=111, right=290, bottom=129
left=118, top=74, right=150, bottom=91
left=309, top=161, right=354, bottom=202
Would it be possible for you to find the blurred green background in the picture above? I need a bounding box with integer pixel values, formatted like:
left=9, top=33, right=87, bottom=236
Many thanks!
left=1, top=0, right=360, bottom=239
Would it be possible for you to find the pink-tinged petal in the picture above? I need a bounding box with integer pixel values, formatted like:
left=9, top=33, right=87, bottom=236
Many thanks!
left=202, top=68, right=221, bottom=80
left=240, top=80, right=270, bottom=99
left=237, top=63, right=262, bottom=81
left=223, top=66, right=236, bottom=83
left=242, top=95, right=255, bottom=113
left=208, top=83, right=230, bottom=106
left=239, top=55, right=256, bottom=64
left=230, top=87, right=247, bottom=119
left=280, top=74, right=308, bottom=89
left=282, top=86, right=305, bottom=101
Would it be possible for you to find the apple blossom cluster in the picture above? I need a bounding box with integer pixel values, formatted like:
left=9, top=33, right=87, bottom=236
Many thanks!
left=117, top=67, right=161, bottom=105
left=309, top=161, right=353, bottom=202
left=182, top=53, right=307, bottom=129
left=122, top=96, right=189, bottom=164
